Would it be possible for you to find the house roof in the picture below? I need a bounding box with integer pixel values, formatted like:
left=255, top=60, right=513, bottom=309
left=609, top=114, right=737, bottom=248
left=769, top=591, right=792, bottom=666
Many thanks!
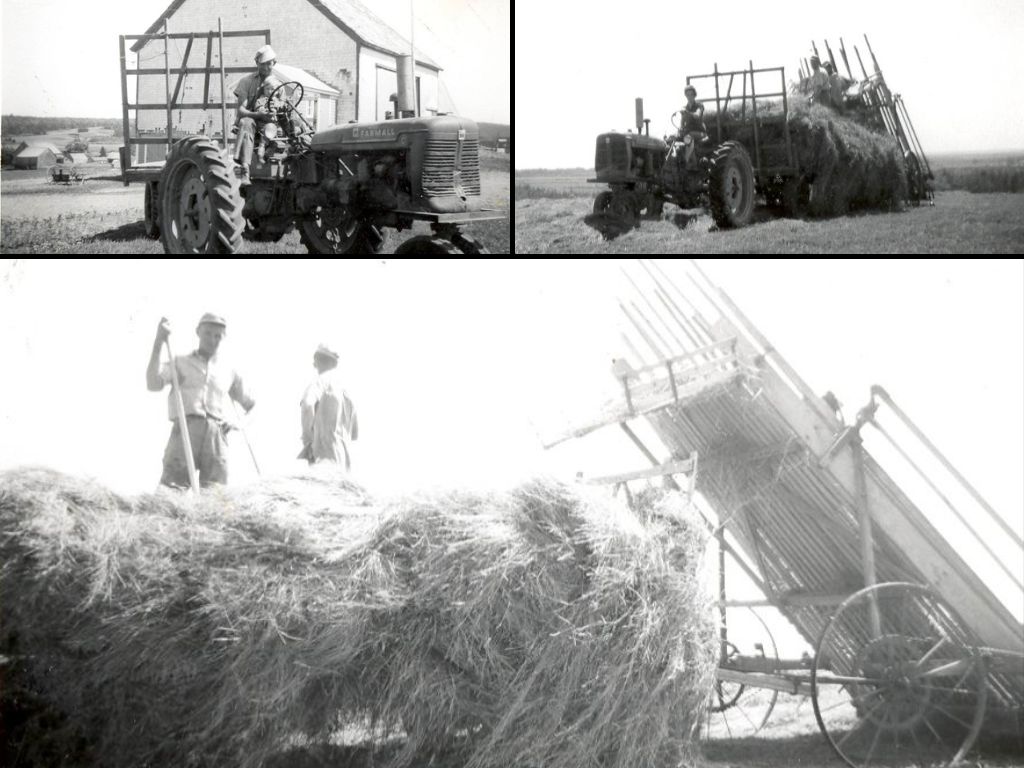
left=131, top=0, right=440, bottom=69
left=314, top=0, right=439, bottom=68
left=68, top=153, right=90, bottom=164
left=272, top=63, right=339, bottom=94
left=15, top=146, right=57, bottom=158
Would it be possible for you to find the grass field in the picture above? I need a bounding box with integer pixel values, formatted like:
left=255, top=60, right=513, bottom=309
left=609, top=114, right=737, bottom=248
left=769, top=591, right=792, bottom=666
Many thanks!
left=514, top=165, right=1024, bottom=254
left=0, top=164, right=510, bottom=254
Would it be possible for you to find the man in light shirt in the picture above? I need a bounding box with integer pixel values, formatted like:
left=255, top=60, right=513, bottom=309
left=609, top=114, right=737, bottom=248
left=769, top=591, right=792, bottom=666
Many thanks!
left=806, top=56, right=830, bottom=106
left=146, top=313, right=255, bottom=488
left=299, top=344, right=359, bottom=470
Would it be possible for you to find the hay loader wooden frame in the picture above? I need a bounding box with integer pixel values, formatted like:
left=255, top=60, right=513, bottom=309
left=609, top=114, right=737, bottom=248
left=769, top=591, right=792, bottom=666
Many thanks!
left=547, top=260, right=1023, bottom=768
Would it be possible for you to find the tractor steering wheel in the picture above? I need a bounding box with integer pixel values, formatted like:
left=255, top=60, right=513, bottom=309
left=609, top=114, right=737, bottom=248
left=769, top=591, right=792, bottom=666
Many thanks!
left=267, top=81, right=315, bottom=134
left=268, top=81, right=304, bottom=111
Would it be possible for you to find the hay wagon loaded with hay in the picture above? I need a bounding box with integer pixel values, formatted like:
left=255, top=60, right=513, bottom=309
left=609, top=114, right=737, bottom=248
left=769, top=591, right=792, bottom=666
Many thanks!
left=585, top=37, right=933, bottom=239
left=546, top=260, right=1024, bottom=768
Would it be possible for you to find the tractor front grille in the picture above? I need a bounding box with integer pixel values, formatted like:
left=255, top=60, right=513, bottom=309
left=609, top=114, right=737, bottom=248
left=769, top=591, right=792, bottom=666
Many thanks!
left=423, top=136, right=482, bottom=198
left=596, top=135, right=629, bottom=173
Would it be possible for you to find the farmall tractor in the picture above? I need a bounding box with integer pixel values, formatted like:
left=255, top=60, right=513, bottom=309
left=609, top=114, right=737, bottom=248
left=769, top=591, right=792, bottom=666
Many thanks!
left=123, top=25, right=503, bottom=255
left=585, top=90, right=765, bottom=239
left=158, top=75, right=498, bottom=254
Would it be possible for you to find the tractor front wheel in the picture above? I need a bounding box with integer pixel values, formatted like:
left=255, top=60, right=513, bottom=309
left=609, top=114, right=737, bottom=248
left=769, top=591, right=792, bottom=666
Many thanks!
left=393, top=236, right=462, bottom=254
left=144, top=181, right=161, bottom=239
left=708, top=141, right=755, bottom=228
left=300, top=208, right=385, bottom=254
left=159, top=137, right=243, bottom=254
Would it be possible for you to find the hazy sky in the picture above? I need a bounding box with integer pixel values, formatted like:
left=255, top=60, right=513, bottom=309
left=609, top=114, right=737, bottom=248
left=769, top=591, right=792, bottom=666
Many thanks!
left=515, top=0, right=1024, bottom=168
left=1, top=259, right=1021, bottom=630
left=0, top=0, right=509, bottom=123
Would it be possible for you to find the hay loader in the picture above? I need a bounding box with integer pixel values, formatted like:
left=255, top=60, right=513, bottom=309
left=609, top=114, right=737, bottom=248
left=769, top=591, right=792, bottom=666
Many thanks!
left=119, top=21, right=503, bottom=254
left=804, top=35, right=935, bottom=206
left=546, top=260, right=1024, bottom=767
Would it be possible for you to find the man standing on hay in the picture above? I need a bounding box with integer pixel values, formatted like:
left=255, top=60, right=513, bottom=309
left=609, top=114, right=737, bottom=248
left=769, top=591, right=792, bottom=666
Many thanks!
left=146, top=314, right=255, bottom=489
left=806, top=55, right=831, bottom=105
left=298, top=343, right=359, bottom=470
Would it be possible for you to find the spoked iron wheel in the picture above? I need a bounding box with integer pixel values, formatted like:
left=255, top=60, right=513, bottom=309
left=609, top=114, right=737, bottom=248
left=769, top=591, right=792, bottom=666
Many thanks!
left=706, top=607, right=781, bottom=738
left=811, top=582, right=988, bottom=768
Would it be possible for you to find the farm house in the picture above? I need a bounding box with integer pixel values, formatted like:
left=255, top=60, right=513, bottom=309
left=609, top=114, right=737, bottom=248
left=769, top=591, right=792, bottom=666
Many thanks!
left=129, top=0, right=452, bottom=147
left=12, top=145, right=57, bottom=169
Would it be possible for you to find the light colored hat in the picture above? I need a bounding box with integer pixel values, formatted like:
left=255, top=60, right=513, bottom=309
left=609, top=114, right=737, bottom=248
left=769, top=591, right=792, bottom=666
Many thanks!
left=254, top=45, right=277, bottom=64
left=315, top=343, right=339, bottom=360
left=197, top=312, right=226, bottom=327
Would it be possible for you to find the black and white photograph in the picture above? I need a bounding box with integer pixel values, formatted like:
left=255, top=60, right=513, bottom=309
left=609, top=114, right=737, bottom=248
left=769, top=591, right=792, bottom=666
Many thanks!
left=513, top=0, right=1023, bottom=253
left=1, top=258, right=1022, bottom=767
left=0, top=0, right=510, bottom=253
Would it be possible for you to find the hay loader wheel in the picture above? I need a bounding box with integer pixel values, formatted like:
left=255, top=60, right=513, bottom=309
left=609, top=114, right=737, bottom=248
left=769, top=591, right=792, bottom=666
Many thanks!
left=905, top=152, right=925, bottom=208
left=706, top=606, right=780, bottom=738
left=159, top=136, right=243, bottom=254
left=708, top=141, right=754, bottom=228
left=811, top=582, right=987, bottom=768
left=144, top=181, right=161, bottom=239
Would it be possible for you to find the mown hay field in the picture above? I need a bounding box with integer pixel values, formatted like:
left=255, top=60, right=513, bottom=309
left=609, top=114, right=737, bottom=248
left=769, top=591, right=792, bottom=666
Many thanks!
left=0, top=158, right=510, bottom=254
left=515, top=167, right=1024, bottom=254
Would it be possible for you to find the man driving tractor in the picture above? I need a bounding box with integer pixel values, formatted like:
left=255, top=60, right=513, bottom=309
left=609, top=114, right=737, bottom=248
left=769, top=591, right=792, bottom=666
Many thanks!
left=678, top=84, right=707, bottom=165
left=232, top=44, right=285, bottom=186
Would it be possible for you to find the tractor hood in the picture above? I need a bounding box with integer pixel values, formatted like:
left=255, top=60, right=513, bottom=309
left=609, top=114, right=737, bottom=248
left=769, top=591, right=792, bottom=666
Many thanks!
left=311, top=115, right=479, bottom=152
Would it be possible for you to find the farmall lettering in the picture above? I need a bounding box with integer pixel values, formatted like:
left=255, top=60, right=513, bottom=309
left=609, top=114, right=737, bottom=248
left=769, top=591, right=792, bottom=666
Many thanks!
left=352, top=126, right=398, bottom=140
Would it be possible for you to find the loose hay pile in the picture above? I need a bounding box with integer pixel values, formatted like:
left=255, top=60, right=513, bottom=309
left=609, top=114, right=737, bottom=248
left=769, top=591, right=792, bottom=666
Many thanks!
left=703, top=95, right=907, bottom=216
left=0, top=468, right=715, bottom=768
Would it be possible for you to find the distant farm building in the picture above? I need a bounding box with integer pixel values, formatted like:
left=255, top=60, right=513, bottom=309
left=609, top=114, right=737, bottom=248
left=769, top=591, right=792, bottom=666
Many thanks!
left=66, top=152, right=91, bottom=165
left=12, top=145, right=58, bottom=169
left=129, top=0, right=457, bottom=157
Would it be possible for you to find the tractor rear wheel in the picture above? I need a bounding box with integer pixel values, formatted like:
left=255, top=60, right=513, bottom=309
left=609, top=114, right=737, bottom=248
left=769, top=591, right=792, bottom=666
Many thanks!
left=159, top=137, right=243, bottom=254
left=144, top=181, right=161, bottom=239
left=708, top=141, right=755, bottom=228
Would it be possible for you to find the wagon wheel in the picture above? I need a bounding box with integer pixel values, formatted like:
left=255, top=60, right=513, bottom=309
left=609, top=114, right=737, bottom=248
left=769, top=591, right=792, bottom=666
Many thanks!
left=706, top=607, right=781, bottom=738
left=811, top=582, right=988, bottom=768
left=707, top=140, right=754, bottom=228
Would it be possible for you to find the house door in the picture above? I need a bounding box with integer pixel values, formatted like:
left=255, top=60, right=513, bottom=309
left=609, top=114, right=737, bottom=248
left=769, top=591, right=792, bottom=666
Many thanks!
left=376, top=66, right=398, bottom=120
left=376, top=65, right=421, bottom=119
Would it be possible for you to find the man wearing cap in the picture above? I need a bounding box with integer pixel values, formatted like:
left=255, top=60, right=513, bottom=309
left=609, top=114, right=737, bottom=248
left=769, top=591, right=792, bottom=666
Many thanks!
left=298, top=344, right=359, bottom=470
left=807, top=56, right=830, bottom=105
left=232, top=44, right=284, bottom=186
left=146, top=314, right=255, bottom=489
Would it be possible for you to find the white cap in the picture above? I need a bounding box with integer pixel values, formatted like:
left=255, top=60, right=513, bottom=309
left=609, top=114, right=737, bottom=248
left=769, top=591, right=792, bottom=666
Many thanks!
left=254, top=45, right=277, bottom=64
left=315, top=343, right=339, bottom=360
